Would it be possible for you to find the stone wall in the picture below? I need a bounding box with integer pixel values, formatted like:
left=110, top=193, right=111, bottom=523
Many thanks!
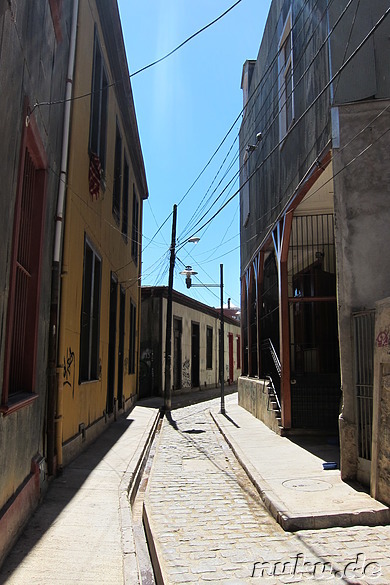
left=371, top=298, right=390, bottom=506
left=333, top=100, right=390, bottom=482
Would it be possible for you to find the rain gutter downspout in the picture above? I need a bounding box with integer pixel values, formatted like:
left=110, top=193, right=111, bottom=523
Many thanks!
left=47, top=0, right=79, bottom=475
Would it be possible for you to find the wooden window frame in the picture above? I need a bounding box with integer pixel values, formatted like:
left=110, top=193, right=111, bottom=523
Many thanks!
left=129, top=300, right=137, bottom=374
left=79, top=237, right=102, bottom=383
left=89, top=29, right=108, bottom=175
left=131, top=188, right=139, bottom=266
left=112, top=122, right=122, bottom=224
left=122, top=157, right=129, bottom=243
left=1, top=108, right=47, bottom=414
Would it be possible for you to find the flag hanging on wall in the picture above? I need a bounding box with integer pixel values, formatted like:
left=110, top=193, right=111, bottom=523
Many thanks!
left=89, top=153, right=101, bottom=200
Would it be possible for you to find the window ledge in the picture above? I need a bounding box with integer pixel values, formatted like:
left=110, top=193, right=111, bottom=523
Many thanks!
left=1, top=393, right=39, bottom=416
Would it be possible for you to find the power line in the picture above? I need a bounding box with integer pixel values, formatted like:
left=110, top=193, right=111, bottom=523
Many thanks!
left=139, top=0, right=323, bottom=248
left=130, top=0, right=243, bottom=78
left=177, top=0, right=344, bottom=244
left=29, top=0, right=243, bottom=116
left=178, top=6, right=390, bottom=250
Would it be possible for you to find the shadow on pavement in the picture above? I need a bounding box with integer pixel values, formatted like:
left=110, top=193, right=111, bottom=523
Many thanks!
left=0, top=412, right=139, bottom=583
left=288, top=434, right=340, bottom=468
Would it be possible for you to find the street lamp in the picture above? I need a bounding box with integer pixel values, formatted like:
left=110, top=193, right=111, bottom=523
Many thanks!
left=180, top=264, right=225, bottom=414
left=179, top=265, right=198, bottom=289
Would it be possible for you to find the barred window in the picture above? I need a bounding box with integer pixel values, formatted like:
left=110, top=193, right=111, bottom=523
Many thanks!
left=3, top=133, right=47, bottom=406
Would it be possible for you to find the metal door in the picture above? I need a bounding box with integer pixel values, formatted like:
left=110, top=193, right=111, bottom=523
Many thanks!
left=353, top=310, right=375, bottom=486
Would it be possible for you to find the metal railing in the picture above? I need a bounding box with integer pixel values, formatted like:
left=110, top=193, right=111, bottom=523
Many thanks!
left=261, top=338, right=281, bottom=377
left=353, top=310, right=375, bottom=461
left=265, top=375, right=281, bottom=414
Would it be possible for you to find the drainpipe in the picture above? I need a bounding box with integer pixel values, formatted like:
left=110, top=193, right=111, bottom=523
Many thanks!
left=47, top=0, right=79, bottom=475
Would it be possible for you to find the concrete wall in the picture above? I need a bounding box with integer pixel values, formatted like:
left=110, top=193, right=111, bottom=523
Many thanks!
left=0, top=0, right=71, bottom=564
left=371, top=298, right=390, bottom=506
left=141, top=288, right=241, bottom=396
left=238, top=377, right=282, bottom=435
left=164, top=298, right=241, bottom=393
left=333, top=100, right=390, bottom=480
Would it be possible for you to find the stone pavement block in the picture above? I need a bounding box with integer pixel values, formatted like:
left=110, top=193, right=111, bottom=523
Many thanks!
left=211, top=397, right=390, bottom=532
left=144, top=393, right=390, bottom=584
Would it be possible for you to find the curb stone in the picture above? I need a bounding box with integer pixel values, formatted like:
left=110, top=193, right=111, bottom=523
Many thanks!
left=210, top=410, right=390, bottom=532
left=119, top=406, right=162, bottom=585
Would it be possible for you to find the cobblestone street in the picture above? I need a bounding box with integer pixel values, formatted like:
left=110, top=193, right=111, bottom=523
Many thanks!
left=145, top=395, right=390, bottom=584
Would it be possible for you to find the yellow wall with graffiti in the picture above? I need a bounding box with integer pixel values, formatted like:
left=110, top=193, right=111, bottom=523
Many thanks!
left=58, top=0, right=146, bottom=446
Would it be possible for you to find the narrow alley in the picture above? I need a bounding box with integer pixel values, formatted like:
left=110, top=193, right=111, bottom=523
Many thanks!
left=1, top=391, right=390, bottom=584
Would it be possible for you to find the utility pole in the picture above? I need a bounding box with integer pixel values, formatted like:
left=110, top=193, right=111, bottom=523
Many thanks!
left=164, top=204, right=177, bottom=412
left=219, top=263, right=225, bottom=414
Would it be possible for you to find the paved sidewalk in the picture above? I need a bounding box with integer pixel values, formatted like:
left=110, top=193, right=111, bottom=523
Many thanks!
left=211, top=395, right=390, bottom=531
left=0, top=400, right=161, bottom=585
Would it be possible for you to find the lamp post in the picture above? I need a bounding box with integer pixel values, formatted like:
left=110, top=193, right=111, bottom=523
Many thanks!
left=180, top=263, right=225, bottom=414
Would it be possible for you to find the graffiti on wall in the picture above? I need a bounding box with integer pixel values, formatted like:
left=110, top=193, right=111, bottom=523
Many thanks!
left=182, top=358, right=191, bottom=388
left=376, top=328, right=390, bottom=350
left=63, top=347, right=75, bottom=395
left=140, top=348, right=153, bottom=380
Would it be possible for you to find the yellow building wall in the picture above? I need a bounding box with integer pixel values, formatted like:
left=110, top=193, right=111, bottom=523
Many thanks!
left=59, top=0, right=142, bottom=443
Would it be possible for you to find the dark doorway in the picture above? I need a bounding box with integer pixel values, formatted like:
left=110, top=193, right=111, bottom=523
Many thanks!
left=228, top=333, right=234, bottom=383
left=191, top=322, right=200, bottom=388
left=173, top=318, right=182, bottom=390
left=288, top=214, right=340, bottom=431
left=107, top=274, right=117, bottom=415
left=117, top=287, right=125, bottom=409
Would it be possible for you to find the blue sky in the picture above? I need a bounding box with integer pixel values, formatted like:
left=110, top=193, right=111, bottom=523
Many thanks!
left=117, top=0, right=271, bottom=308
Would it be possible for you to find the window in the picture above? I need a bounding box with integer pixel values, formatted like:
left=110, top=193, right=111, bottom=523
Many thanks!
left=122, top=157, right=129, bottom=243
left=112, top=123, right=122, bottom=223
left=241, top=151, right=250, bottom=227
left=2, top=116, right=47, bottom=409
left=131, top=188, right=139, bottom=265
left=80, top=239, right=101, bottom=382
left=129, top=300, right=137, bottom=374
left=89, top=30, right=108, bottom=172
left=206, top=327, right=213, bottom=370
left=237, top=335, right=241, bottom=369
left=278, top=9, right=294, bottom=142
